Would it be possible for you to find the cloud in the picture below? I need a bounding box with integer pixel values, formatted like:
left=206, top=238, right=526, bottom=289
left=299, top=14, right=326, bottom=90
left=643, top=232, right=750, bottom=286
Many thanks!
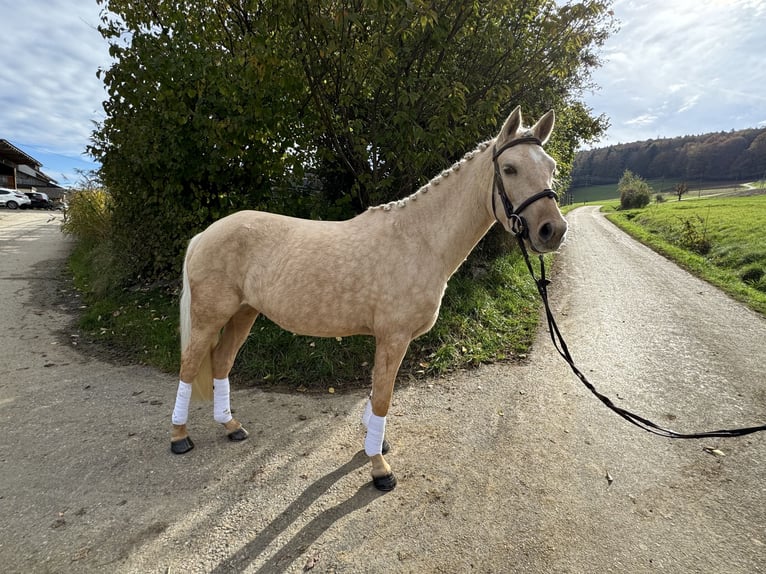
left=625, top=114, right=658, bottom=127
left=677, top=95, right=700, bottom=114
left=0, top=0, right=110, bottom=182
left=586, top=0, right=766, bottom=145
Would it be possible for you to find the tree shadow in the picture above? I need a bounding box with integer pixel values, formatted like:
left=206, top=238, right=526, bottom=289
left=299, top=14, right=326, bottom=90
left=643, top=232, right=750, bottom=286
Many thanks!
left=212, top=450, right=384, bottom=573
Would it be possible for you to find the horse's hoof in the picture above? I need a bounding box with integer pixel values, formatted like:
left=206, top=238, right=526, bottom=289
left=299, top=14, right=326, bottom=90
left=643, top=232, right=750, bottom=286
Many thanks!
left=171, top=436, right=194, bottom=454
left=227, top=426, right=249, bottom=442
left=382, top=438, right=391, bottom=455
left=372, top=472, right=397, bottom=492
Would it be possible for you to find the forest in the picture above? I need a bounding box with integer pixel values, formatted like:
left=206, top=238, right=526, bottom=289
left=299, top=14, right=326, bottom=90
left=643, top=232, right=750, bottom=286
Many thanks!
left=570, top=127, right=766, bottom=187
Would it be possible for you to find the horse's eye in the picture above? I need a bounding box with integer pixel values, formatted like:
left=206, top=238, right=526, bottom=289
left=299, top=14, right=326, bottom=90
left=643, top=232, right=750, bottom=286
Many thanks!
left=503, top=165, right=517, bottom=175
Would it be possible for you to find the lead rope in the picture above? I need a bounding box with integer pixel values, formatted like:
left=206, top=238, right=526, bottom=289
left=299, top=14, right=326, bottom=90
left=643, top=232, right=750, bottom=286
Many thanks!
left=517, top=236, right=766, bottom=439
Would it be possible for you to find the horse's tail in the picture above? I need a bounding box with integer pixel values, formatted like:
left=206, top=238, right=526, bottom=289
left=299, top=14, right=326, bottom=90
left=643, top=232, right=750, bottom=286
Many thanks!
left=180, top=233, right=215, bottom=402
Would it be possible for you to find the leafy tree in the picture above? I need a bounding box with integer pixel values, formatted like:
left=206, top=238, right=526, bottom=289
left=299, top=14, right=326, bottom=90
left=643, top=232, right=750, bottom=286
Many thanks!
left=571, top=127, right=766, bottom=188
left=91, top=0, right=616, bottom=282
left=618, top=169, right=651, bottom=209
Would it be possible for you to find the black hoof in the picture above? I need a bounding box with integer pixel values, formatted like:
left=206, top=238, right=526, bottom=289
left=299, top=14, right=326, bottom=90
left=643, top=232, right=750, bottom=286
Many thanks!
left=372, top=473, right=397, bottom=492
left=171, top=436, right=194, bottom=454
left=227, top=426, right=249, bottom=442
left=382, top=438, right=391, bottom=455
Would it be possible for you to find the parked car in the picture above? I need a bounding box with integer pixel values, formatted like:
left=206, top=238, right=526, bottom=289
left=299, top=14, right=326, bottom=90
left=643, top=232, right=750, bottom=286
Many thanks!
left=24, top=191, right=52, bottom=209
left=0, top=187, right=32, bottom=209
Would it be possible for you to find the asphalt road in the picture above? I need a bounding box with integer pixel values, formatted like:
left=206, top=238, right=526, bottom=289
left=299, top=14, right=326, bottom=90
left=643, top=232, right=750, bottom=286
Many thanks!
left=1, top=207, right=765, bottom=573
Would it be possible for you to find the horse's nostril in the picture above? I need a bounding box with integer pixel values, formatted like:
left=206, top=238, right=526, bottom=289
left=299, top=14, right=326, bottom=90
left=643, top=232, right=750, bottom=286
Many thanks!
left=539, top=222, right=553, bottom=242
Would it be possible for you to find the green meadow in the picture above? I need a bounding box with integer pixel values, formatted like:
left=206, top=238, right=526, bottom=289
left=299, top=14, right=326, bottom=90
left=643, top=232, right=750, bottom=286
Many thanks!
left=604, top=193, right=766, bottom=315
left=567, top=179, right=752, bottom=204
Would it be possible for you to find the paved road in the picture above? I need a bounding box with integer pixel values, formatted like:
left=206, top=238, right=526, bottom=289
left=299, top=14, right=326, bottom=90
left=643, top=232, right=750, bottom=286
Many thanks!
left=1, top=207, right=765, bottom=573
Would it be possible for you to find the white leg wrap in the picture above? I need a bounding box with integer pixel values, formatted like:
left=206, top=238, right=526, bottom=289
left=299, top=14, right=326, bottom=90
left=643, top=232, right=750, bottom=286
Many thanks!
left=364, top=414, right=387, bottom=456
left=213, top=377, right=233, bottom=424
left=362, top=399, right=373, bottom=428
left=172, top=381, right=193, bottom=425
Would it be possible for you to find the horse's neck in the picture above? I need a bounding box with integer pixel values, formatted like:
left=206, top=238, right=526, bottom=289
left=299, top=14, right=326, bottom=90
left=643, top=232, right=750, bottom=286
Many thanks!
left=387, top=146, right=496, bottom=278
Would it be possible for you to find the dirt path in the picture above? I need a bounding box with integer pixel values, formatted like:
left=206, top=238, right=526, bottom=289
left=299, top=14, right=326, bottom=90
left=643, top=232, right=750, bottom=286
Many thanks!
left=1, top=207, right=765, bottom=573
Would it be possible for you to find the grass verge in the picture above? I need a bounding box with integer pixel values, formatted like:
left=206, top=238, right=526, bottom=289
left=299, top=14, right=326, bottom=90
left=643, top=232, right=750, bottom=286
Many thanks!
left=605, top=194, right=766, bottom=315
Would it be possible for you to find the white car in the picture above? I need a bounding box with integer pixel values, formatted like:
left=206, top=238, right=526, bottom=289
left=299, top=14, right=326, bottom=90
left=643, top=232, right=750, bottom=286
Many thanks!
left=0, top=187, right=32, bottom=209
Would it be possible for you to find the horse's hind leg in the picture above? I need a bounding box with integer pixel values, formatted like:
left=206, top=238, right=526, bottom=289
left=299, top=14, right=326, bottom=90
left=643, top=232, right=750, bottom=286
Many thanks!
left=210, top=304, right=260, bottom=441
left=365, top=334, right=411, bottom=491
left=171, top=322, right=224, bottom=453
left=172, top=280, right=242, bottom=454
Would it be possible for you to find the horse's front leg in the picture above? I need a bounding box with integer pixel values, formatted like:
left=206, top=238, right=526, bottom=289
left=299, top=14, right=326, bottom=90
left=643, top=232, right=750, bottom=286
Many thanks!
left=364, top=335, right=410, bottom=491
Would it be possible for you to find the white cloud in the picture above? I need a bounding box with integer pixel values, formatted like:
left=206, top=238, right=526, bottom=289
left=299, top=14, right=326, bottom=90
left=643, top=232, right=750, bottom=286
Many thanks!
left=677, top=95, right=700, bottom=113
left=625, top=114, right=658, bottom=127
left=586, top=0, right=766, bottom=145
left=0, top=0, right=110, bottom=183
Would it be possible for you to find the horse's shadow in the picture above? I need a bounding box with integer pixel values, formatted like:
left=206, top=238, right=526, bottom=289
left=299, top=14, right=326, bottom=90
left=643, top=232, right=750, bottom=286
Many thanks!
left=212, top=450, right=384, bottom=573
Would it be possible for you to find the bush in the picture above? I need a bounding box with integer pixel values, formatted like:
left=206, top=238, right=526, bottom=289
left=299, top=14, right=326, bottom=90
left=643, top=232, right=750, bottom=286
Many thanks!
left=618, top=170, right=651, bottom=209
left=61, top=189, right=112, bottom=246
left=740, top=263, right=764, bottom=285
left=62, top=189, right=134, bottom=296
left=677, top=215, right=712, bottom=255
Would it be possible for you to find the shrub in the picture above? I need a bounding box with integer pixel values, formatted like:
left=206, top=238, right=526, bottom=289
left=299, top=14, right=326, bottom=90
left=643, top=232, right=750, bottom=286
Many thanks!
left=740, top=264, right=764, bottom=284
left=677, top=215, right=712, bottom=255
left=61, top=189, right=113, bottom=246
left=62, top=189, right=133, bottom=296
left=618, top=169, right=651, bottom=209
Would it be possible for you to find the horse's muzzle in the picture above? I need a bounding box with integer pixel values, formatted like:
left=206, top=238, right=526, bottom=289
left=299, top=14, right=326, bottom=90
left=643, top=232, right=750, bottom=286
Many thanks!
left=529, top=215, right=567, bottom=253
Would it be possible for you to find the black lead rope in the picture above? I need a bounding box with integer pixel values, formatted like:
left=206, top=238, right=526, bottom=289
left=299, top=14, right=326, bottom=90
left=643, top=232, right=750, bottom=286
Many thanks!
left=492, top=135, right=766, bottom=438
left=517, top=238, right=766, bottom=439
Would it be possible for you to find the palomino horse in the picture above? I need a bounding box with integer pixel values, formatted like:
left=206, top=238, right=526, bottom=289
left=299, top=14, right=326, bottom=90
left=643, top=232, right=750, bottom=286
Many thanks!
left=170, top=106, right=567, bottom=491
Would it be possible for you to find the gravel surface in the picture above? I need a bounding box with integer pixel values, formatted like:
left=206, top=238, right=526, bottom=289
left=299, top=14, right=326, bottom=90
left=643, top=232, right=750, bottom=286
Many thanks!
left=1, top=207, right=765, bottom=573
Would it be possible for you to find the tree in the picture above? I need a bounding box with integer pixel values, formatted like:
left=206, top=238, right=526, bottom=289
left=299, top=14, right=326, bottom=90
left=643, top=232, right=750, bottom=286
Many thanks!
left=618, top=169, right=651, bottom=209
left=90, top=0, right=616, bottom=282
left=674, top=181, right=689, bottom=201
left=571, top=127, right=766, bottom=187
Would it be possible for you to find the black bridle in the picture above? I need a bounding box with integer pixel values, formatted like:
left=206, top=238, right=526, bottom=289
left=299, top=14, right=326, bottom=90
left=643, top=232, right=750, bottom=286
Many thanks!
left=491, top=136, right=558, bottom=237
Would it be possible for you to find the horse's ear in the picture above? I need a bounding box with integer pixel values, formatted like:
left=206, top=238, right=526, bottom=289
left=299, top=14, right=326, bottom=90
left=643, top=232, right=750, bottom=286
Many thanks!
left=533, top=110, right=555, bottom=144
left=497, top=106, right=523, bottom=147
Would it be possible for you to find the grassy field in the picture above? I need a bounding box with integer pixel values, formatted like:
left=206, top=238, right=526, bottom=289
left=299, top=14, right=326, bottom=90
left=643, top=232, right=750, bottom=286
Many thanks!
left=567, top=178, right=757, bottom=204
left=605, top=193, right=766, bottom=315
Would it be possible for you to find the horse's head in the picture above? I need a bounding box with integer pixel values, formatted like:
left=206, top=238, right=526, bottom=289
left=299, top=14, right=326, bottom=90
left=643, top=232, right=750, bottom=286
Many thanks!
left=491, top=106, right=567, bottom=254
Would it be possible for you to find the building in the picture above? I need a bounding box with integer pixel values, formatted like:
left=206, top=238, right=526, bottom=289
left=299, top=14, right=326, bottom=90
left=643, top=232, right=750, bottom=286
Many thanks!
left=0, top=139, right=65, bottom=199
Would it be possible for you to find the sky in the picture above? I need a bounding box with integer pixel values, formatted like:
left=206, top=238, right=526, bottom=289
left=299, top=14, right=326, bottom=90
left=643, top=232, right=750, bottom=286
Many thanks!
left=0, top=1, right=764, bottom=187
left=584, top=0, right=766, bottom=147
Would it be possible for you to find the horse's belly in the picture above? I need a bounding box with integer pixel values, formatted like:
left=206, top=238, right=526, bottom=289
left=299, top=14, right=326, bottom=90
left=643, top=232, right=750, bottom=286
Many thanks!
left=262, top=311, right=373, bottom=338
left=257, top=292, right=374, bottom=338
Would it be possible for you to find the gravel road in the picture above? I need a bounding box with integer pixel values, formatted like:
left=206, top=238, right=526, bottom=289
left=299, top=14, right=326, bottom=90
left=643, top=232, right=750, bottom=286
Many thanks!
left=1, top=207, right=765, bottom=573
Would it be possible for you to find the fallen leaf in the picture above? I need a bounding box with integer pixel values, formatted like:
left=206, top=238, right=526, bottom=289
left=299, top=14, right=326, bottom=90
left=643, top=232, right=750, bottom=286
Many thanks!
left=304, top=553, right=320, bottom=571
left=605, top=471, right=614, bottom=485
left=703, top=447, right=725, bottom=457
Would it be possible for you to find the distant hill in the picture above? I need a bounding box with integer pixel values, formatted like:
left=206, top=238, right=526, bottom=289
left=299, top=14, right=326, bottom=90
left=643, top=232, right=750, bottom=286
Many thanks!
left=570, top=127, right=766, bottom=188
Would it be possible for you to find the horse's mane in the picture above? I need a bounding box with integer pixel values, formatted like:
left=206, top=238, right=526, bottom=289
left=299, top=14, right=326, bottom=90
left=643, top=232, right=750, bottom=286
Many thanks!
left=368, top=140, right=494, bottom=212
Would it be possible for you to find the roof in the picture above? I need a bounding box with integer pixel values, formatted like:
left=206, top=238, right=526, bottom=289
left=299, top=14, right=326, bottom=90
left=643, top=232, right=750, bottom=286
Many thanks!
left=0, top=139, right=41, bottom=168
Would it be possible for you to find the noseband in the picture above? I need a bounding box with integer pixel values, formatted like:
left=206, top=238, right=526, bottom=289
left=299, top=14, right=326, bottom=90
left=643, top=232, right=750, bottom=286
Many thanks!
left=492, top=136, right=558, bottom=238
